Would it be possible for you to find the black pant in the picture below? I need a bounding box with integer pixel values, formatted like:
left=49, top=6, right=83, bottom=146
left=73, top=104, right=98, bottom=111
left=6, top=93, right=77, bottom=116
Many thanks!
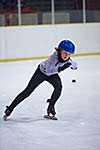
left=9, top=66, right=62, bottom=111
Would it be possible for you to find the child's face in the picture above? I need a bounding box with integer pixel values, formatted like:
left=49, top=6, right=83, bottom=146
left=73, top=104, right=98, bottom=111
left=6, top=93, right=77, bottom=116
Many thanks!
left=61, top=50, right=71, bottom=61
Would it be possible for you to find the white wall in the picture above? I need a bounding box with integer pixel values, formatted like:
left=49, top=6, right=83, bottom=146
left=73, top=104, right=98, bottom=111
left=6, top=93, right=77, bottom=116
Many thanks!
left=0, top=23, right=100, bottom=60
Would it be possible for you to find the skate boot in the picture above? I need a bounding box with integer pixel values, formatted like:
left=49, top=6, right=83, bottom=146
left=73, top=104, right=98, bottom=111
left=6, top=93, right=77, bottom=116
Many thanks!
left=47, top=106, right=56, bottom=116
left=44, top=106, right=58, bottom=120
left=3, top=106, right=13, bottom=121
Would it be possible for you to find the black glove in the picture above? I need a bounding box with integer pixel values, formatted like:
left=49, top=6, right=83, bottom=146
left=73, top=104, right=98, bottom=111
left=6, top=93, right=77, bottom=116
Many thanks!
left=58, top=62, right=71, bottom=72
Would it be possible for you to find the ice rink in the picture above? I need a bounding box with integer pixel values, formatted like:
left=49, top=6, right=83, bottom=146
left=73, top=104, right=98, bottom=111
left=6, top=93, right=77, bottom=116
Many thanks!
left=0, top=55, right=100, bottom=150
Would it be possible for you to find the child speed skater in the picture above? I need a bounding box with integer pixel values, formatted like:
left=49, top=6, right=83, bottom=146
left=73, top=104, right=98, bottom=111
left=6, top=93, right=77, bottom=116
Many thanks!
left=3, top=39, right=77, bottom=120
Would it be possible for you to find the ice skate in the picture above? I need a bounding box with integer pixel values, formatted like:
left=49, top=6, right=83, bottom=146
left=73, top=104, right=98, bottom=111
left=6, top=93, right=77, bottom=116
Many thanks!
left=44, top=106, right=58, bottom=120
left=3, top=106, right=13, bottom=121
left=44, top=114, right=58, bottom=120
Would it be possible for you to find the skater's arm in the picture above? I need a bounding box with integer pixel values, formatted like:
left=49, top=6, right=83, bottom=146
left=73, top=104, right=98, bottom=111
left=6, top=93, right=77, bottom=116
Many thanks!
left=58, top=62, right=71, bottom=72
left=58, top=59, right=77, bottom=73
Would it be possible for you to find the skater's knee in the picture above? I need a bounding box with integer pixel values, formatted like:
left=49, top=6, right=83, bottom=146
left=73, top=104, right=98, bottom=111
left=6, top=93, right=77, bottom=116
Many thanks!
left=58, top=83, right=62, bottom=91
left=54, top=82, right=62, bottom=92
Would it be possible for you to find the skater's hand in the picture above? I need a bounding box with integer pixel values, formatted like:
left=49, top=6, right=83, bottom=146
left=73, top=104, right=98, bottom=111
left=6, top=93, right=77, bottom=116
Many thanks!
left=70, top=61, right=78, bottom=70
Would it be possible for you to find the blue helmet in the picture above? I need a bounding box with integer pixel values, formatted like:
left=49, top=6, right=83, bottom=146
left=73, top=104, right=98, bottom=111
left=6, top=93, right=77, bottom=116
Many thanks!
left=58, top=40, right=75, bottom=54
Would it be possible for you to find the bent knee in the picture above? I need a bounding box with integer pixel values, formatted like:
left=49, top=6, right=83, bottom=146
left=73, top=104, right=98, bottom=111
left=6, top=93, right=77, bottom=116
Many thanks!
left=54, top=82, right=62, bottom=91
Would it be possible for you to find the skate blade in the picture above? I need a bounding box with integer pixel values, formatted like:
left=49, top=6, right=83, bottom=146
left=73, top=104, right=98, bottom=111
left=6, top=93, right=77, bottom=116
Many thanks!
left=44, top=115, right=58, bottom=120
left=3, top=115, right=8, bottom=121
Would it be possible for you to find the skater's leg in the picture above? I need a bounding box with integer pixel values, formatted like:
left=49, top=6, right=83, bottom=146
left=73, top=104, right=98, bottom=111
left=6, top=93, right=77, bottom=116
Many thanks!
left=5, top=66, right=47, bottom=116
left=46, top=74, right=62, bottom=115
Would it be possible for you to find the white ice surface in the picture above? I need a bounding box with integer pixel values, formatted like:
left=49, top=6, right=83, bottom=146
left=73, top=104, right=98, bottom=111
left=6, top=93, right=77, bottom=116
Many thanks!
left=0, top=56, right=100, bottom=150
